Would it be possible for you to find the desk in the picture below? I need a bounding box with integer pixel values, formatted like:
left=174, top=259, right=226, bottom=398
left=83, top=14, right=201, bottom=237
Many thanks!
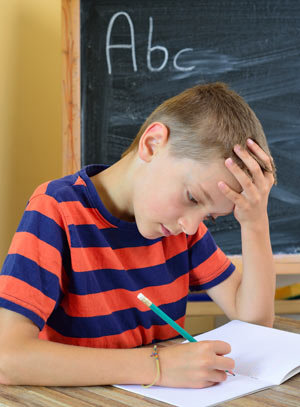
left=0, top=316, right=299, bottom=407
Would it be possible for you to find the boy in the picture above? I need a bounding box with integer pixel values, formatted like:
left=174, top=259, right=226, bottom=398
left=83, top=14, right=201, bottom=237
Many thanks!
left=0, top=82, right=276, bottom=388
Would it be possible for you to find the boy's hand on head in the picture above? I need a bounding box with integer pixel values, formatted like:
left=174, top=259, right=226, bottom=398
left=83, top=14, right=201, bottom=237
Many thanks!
left=218, top=139, right=274, bottom=227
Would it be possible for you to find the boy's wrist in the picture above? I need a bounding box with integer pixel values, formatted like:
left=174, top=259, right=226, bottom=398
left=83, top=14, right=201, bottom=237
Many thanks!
left=240, top=214, right=269, bottom=234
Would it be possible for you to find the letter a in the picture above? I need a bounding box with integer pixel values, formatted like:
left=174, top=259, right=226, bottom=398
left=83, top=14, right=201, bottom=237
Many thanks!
left=106, top=12, right=137, bottom=74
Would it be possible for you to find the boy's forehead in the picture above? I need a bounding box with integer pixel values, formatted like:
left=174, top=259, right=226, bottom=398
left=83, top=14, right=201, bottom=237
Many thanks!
left=172, top=155, right=242, bottom=195
left=188, top=160, right=243, bottom=200
left=197, top=160, right=241, bottom=186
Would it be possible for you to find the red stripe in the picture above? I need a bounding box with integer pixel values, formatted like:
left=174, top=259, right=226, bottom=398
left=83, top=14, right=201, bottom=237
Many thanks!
left=71, top=236, right=189, bottom=272
left=31, top=181, right=50, bottom=197
left=26, top=194, right=64, bottom=229
left=59, top=201, right=116, bottom=229
left=39, top=316, right=186, bottom=348
left=73, top=175, right=86, bottom=186
left=160, top=233, right=187, bottom=259
left=187, top=222, right=207, bottom=247
left=190, top=247, right=231, bottom=285
left=8, top=232, right=66, bottom=289
left=61, top=273, right=189, bottom=317
left=0, top=275, right=55, bottom=321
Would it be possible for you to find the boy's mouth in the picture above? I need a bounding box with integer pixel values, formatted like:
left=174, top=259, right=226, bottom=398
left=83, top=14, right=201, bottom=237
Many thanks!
left=161, top=224, right=172, bottom=237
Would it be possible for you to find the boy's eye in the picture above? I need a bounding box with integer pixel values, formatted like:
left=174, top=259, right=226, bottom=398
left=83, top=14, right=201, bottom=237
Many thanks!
left=187, top=191, right=198, bottom=204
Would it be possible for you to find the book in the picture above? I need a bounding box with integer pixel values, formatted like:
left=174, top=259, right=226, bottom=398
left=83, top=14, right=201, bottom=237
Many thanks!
left=116, top=320, right=300, bottom=407
left=275, top=282, right=300, bottom=300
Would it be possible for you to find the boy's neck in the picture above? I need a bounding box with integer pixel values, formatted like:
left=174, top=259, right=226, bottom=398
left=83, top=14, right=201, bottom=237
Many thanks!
left=90, top=153, right=136, bottom=222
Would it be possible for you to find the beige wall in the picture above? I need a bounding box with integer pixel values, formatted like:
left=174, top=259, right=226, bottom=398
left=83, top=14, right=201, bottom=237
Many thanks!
left=0, top=0, right=62, bottom=267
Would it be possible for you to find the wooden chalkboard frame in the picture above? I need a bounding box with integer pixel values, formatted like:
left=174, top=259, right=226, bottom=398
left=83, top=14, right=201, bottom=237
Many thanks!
left=61, top=0, right=300, bottom=279
left=62, top=0, right=81, bottom=176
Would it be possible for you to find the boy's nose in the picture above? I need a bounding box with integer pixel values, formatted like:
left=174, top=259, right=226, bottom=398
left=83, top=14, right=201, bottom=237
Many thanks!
left=178, top=215, right=201, bottom=236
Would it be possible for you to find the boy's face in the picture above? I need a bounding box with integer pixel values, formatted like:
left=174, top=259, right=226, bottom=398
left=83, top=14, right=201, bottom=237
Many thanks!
left=133, top=146, right=242, bottom=240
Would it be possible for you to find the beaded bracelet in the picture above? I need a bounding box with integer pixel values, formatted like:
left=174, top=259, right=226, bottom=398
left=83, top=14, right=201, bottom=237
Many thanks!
left=142, top=345, right=161, bottom=388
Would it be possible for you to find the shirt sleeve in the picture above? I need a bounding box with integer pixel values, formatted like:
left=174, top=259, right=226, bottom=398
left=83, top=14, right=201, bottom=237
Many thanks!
left=187, top=222, right=235, bottom=291
left=0, top=189, right=69, bottom=330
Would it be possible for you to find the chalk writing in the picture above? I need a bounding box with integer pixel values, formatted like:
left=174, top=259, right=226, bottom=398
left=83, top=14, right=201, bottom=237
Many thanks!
left=106, top=12, right=195, bottom=74
left=106, top=12, right=137, bottom=75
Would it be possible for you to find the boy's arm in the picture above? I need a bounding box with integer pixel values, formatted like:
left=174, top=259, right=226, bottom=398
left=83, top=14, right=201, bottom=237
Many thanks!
left=0, top=308, right=154, bottom=386
left=0, top=308, right=234, bottom=387
left=207, top=140, right=276, bottom=327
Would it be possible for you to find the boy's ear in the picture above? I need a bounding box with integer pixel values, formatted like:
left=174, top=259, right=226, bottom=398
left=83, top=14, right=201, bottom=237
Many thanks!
left=138, top=122, right=169, bottom=162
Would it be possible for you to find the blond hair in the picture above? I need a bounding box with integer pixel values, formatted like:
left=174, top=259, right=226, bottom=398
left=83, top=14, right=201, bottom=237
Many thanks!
left=122, top=82, right=276, bottom=182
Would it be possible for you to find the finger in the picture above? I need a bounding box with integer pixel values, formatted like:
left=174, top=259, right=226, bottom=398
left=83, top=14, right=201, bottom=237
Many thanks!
left=233, top=145, right=265, bottom=187
left=215, top=355, right=235, bottom=372
left=246, top=138, right=274, bottom=173
left=200, top=380, right=220, bottom=388
left=206, top=369, right=228, bottom=384
left=239, top=141, right=275, bottom=188
left=234, top=145, right=275, bottom=190
left=225, top=156, right=257, bottom=193
left=218, top=180, right=245, bottom=206
left=210, top=340, right=232, bottom=355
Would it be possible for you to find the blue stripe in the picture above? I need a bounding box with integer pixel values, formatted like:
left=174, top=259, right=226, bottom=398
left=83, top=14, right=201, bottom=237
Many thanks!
left=69, top=224, right=161, bottom=248
left=45, top=173, right=78, bottom=197
left=68, top=249, right=190, bottom=294
left=46, top=296, right=188, bottom=339
left=53, top=184, right=94, bottom=207
left=43, top=172, right=95, bottom=208
left=190, top=262, right=235, bottom=290
left=16, top=209, right=72, bottom=275
left=188, top=229, right=217, bottom=268
left=187, top=292, right=212, bottom=301
left=43, top=166, right=103, bottom=204
left=17, top=210, right=68, bottom=254
left=1, top=254, right=64, bottom=303
left=0, top=298, right=45, bottom=330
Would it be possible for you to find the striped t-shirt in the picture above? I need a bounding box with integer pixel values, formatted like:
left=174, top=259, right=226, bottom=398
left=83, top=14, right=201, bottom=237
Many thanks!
left=0, top=165, right=235, bottom=348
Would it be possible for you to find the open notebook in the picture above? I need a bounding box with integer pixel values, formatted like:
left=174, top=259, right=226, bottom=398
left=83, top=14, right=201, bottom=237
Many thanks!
left=116, top=320, right=300, bottom=407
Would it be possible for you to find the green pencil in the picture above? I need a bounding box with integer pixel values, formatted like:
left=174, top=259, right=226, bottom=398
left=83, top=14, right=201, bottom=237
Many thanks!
left=137, top=292, right=235, bottom=376
left=137, top=292, right=197, bottom=342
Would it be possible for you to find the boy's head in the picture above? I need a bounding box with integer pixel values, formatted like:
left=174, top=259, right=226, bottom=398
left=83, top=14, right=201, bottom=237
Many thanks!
left=122, top=82, right=276, bottom=183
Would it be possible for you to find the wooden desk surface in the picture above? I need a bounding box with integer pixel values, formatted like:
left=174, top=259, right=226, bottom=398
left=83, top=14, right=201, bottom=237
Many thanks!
left=0, top=316, right=299, bottom=407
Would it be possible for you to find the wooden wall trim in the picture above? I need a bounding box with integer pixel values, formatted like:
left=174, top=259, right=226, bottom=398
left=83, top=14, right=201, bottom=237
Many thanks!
left=229, top=255, right=300, bottom=275
left=186, top=299, right=300, bottom=316
left=62, top=0, right=81, bottom=176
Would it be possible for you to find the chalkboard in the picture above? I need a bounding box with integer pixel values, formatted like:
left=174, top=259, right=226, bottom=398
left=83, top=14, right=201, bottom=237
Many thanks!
left=79, top=0, right=300, bottom=256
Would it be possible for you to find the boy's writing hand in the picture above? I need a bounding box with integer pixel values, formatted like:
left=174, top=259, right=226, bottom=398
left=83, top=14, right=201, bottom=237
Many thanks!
left=158, top=340, right=234, bottom=388
left=218, top=139, right=274, bottom=227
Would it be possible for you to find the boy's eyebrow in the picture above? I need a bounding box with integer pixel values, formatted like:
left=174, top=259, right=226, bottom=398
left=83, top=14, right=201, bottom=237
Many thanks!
left=198, top=184, right=214, bottom=205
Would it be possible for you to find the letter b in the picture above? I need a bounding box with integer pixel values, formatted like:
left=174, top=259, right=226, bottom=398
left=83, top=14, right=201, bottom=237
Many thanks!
left=147, top=17, right=168, bottom=72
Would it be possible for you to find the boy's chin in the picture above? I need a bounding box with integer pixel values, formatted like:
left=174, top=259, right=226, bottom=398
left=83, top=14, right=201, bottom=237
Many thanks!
left=137, top=224, right=162, bottom=240
left=141, top=231, right=162, bottom=240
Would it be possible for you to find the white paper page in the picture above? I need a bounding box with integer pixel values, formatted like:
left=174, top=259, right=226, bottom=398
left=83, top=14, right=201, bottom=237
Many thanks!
left=194, top=320, right=300, bottom=385
left=117, top=374, right=271, bottom=407
left=117, top=320, right=300, bottom=407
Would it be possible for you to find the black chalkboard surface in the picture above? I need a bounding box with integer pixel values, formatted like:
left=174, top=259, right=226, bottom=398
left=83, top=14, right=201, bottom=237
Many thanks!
left=80, top=0, right=300, bottom=255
